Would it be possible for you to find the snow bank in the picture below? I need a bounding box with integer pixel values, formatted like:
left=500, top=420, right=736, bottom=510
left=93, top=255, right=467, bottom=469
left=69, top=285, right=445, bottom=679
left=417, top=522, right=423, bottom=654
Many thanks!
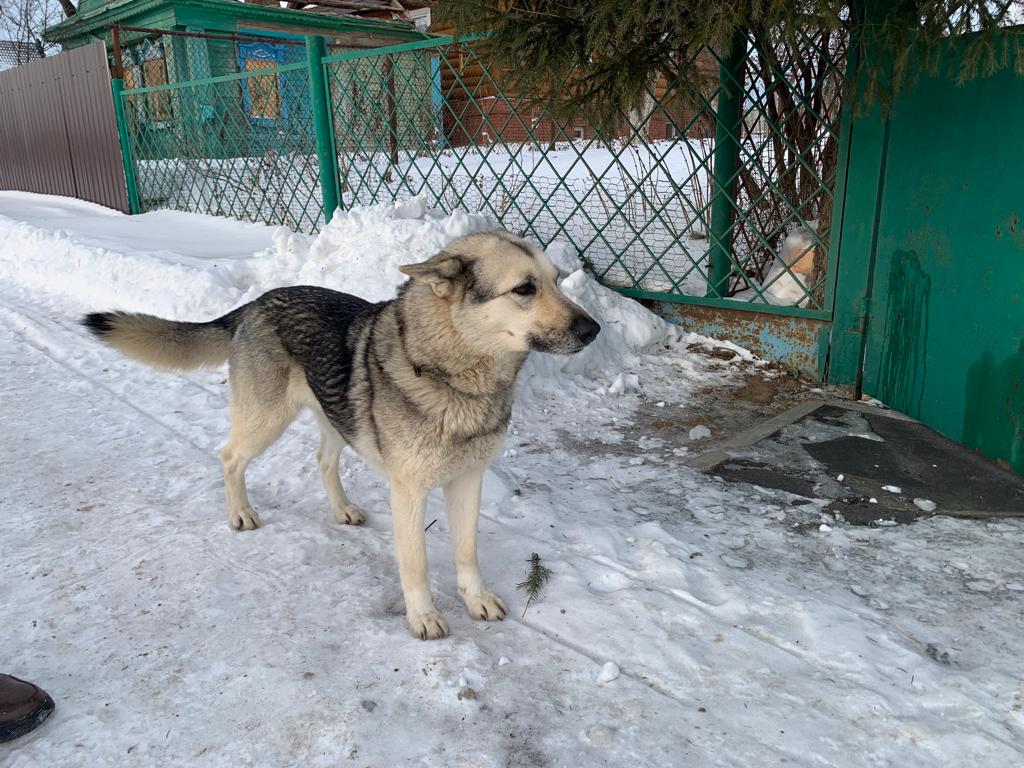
left=520, top=267, right=674, bottom=397
left=0, top=200, right=247, bottom=322
left=248, top=196, right=495, bottom=303
left=297, top=197, right=676, bottom=397
left=0, top=192, right=677, bottom=399
left=298, top=197, right=676, bottom=398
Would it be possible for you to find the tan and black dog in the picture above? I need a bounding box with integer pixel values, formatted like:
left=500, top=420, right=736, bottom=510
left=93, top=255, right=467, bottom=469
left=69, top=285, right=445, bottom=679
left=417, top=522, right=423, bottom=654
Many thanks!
left=83, top=229, right=600, bottom=639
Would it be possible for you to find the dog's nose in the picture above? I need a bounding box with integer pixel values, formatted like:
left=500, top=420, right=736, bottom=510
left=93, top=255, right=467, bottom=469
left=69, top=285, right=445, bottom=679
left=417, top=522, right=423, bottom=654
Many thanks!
left=571, top=315, right=601, bottom=345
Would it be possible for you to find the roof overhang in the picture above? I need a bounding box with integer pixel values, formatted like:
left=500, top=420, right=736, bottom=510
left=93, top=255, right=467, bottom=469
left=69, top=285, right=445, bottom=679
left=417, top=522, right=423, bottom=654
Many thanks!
left=45, top=0, right=433, bottom=48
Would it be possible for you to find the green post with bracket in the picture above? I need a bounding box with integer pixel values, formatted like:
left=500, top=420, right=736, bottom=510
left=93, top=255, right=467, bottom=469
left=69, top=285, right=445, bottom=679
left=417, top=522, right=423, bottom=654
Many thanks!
left=306, top=36, right=340, bottom=223
left=111, top=77, right=142, bottom=214
left=706, top=31, right=748, bottom=298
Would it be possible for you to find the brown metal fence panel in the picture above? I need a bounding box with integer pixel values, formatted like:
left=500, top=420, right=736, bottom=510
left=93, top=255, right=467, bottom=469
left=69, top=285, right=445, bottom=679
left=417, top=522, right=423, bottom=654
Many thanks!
left=0, top=42, right=129, bottom=212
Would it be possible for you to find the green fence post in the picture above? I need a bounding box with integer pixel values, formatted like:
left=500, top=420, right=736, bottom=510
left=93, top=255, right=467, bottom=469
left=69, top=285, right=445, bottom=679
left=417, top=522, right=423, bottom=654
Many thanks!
left=306, top=36, right=340, bottom=224
left=111, top=78, right=142, bottom=214
left=706, top=31, right=747, bottom=298
left=823, top=1, right=892, bottom=392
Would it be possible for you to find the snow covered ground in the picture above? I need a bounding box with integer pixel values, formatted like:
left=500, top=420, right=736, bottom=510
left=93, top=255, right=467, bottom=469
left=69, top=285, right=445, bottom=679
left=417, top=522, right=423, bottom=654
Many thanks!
left=2, top=191, right=1023, bottom=767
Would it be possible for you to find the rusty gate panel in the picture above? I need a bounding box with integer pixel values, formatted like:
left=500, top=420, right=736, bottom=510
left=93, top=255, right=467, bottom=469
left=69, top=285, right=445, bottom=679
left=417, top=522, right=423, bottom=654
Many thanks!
left=0, top=42, right=129, bottom=212
left=651, top=301, right=831, bottom=380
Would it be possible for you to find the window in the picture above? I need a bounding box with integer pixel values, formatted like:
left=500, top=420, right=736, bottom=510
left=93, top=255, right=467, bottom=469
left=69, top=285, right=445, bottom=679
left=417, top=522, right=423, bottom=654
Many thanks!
left=238, top=43, right=285, bottom=122
left=572, top=126, right=584, bottom=141
left=124, top=39, right=170, bottom=122
left=244, top=59, right=281, bottom=119
left=665, top=122, right=677, bottom=140
left=143, top=58, right=171, bottom=121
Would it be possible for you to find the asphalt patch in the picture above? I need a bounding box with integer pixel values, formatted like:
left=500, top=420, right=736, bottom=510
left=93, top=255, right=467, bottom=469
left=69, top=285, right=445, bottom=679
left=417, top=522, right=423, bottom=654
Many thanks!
left=712, top=403, right=1024, bottom=523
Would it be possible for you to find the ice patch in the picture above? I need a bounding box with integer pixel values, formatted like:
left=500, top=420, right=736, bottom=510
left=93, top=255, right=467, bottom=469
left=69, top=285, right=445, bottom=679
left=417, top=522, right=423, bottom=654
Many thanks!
left=597, top=662, right=621, bottom=684
left=689, top=425, right=712, bottom=440
left=607, top=372, right=641, bottom=395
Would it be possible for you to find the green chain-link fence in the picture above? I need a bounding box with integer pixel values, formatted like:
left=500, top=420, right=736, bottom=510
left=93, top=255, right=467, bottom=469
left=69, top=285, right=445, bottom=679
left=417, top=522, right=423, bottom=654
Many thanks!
left=115, top=28, right=347, bottom=234
left=321, top=28, right=846, bottom=314
left=115, top=25, right=850, bottom=314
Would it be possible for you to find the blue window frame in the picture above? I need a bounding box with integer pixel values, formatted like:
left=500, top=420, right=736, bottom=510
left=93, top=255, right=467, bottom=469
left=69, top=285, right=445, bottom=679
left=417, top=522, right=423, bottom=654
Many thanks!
left=238, top=42, right=287, bottom=123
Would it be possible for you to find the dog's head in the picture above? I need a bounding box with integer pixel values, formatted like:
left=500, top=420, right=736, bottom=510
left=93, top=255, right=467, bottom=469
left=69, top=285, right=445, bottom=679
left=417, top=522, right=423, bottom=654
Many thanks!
left=399, top=230, right=600, bottom=355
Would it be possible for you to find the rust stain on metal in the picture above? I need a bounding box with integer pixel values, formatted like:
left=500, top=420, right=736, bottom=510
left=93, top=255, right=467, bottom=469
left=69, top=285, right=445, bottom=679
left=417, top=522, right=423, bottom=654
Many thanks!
left=647, top=301, right=829, bottom=380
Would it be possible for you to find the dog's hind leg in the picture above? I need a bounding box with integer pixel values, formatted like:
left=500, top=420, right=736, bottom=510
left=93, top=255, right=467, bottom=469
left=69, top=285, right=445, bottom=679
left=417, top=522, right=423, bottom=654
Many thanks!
left=315, top=424, right=364, bottom=525
left=220, top=363, right=296, bottom=531
left=444, top=466, right=508, bottom=622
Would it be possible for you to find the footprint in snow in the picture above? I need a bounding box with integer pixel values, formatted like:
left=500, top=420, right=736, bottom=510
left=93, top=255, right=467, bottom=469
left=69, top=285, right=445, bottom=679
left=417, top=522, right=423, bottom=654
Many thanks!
left=720, top=554, right=750, bottom=569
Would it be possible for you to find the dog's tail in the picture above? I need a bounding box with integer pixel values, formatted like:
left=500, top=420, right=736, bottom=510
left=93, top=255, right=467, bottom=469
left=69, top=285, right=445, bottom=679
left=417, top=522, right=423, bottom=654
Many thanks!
left=81, top=305, right=248, bottom=371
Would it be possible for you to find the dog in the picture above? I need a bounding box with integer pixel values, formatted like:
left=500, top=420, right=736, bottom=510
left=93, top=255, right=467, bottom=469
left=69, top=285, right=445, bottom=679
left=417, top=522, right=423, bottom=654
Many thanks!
left=82, top=229, right=600, bottom=639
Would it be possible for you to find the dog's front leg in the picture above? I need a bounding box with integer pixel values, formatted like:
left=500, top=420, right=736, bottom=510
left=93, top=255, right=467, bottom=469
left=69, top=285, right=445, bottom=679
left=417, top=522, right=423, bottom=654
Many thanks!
left=390, top=480, right=448, bottom=640
left=444, top=467, right=508, bottom=622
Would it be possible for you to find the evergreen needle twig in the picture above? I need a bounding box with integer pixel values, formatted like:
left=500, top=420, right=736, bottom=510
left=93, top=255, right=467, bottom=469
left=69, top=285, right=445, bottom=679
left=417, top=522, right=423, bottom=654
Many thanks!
left=516, top=552, right=552, bottom=618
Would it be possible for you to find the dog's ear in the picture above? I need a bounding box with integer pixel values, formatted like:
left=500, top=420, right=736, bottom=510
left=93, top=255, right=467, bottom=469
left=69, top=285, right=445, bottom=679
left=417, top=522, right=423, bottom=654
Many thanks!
left=399, top=252, right=467, bottom=298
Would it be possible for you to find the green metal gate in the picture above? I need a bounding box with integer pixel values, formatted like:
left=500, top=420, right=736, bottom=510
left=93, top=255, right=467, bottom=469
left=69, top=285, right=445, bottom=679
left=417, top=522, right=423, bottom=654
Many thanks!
left=830, top=29, right=1024, bottom=474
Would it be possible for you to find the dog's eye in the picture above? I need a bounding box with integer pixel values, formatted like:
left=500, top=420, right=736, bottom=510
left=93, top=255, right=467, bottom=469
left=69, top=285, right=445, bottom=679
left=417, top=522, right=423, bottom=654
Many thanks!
left=511, top=282, right=536, bottom=297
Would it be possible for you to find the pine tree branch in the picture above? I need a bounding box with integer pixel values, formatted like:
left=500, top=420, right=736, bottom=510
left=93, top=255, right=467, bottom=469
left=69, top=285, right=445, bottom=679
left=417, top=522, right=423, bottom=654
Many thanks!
left=437, top=0, right=1024, bottom=119
left=516, top=552, right=552, bottom=618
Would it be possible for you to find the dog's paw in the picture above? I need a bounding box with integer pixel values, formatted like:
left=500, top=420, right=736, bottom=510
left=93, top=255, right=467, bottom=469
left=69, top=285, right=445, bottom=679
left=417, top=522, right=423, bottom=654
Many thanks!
left=407, top=610, right=449, bottom=640
left=334, top=503, right=365, bottom=526
left=228, top=505, right=260, bottom=531
left=461, top=590, right=508, bottom=621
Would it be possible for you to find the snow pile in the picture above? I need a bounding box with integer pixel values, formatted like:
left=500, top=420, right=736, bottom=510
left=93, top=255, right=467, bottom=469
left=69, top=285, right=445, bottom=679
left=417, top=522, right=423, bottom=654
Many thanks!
left=521, top=267, right=675, bottom=396
left=277, top=197, right=675, bottom=396
left=0, top=199, right=245, bottom=321
left=543, top=239, right=584, bottom=277
left=0, top=192, right=676, bottom=399
left=249, top=195, right=495, bottom=303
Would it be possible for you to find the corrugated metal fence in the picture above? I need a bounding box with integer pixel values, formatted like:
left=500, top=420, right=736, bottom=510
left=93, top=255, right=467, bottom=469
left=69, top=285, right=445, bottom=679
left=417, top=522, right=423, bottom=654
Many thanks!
left=0, top=42, right=128, bottom=212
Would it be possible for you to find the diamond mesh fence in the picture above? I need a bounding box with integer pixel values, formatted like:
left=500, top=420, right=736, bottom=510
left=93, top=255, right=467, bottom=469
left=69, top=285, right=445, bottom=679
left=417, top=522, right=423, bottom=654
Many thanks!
left=323, top=27, right=848, bottom=312
left=115, top=25, right=850, bottom=312
left=116, top=29, right=352, bottom=234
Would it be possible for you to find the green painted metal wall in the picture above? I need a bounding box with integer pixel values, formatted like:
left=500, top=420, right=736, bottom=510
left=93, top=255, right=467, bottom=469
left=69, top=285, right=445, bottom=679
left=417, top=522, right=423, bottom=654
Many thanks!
left=833, top=30, right=1023, bottom=474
